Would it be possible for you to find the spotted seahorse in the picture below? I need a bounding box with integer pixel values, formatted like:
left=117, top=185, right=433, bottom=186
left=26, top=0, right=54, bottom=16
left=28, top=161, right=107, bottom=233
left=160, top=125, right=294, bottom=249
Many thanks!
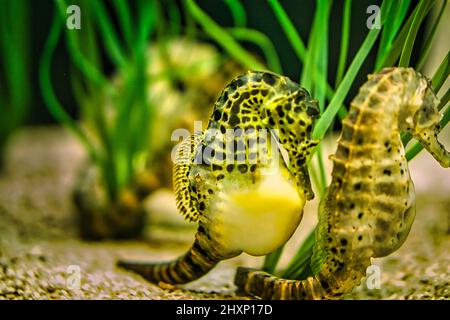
left=235, top=67, right=450, bottom=299
left=117, top=71, right=320, bottom=284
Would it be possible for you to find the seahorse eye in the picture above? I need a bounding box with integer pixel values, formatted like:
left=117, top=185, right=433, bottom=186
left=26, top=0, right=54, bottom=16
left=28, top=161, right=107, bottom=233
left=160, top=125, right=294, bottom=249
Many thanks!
left=306, top=106, right=320, bottom=117
left=305, top=101, right=320, bottom=117
left=294, top=90, right=307, bottom=104
left=297, top=91, right=305, bottom=99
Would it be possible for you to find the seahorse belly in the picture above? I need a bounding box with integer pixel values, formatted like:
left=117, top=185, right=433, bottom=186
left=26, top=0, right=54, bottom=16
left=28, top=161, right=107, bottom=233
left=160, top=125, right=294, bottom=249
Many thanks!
left=210, top=167, right=304, bottom=256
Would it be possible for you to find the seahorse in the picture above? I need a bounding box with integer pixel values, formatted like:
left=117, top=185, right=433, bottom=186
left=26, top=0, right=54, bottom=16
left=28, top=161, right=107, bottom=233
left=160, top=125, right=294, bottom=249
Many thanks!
left=234, top=67, right=450, bottom=299
left=117, top=71, right=320, bottom=284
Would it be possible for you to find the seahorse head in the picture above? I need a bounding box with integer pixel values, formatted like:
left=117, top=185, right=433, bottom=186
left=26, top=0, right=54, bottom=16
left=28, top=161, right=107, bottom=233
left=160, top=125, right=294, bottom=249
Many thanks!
left=263, top=88, right=320, bottom=200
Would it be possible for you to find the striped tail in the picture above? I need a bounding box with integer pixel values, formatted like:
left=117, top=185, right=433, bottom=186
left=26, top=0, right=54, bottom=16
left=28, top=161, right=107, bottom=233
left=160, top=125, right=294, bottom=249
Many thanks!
left=118, top=237, right=219, bottom=285
left=235, top=267, right=340, bottom=300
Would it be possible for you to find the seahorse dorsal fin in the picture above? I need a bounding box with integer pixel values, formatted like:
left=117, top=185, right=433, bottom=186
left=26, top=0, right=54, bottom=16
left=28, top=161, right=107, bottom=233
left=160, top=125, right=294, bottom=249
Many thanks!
left=173, top=132, right=204, bottom=223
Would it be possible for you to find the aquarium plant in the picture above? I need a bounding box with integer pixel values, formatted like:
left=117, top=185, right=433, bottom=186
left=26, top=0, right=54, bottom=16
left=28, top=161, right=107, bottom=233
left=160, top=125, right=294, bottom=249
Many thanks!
left=40, top=0, right=160, bottom=239
left=39, top=0, right=245, bottom=239
left=0, top=0, right=31, bottom=169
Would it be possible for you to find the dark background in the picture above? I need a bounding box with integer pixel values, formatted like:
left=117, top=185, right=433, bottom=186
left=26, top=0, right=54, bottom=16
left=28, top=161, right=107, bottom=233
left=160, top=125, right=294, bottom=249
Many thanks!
left=11, top=0, right=423, bottom=125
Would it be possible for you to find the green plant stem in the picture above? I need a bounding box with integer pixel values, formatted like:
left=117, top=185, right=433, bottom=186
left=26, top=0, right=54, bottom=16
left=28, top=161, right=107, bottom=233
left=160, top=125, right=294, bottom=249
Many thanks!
left=263, top=246, right=284, bottom=274
left=101, top=0, right=155, bottom=193
left=268, top=0, right=348, bottom=118
left=309, top=162, right=324, bottom=198
left=375, top=0, right=411, bottom=70
left=56, top=0, right=109, bottom=86
left=431, top=51, right=450, bottom=92
left=313, top=30, right=380, bottom=140
left=399, top=0, right=434, bottom=67
left=224, top=0, right=246, bottom=27
left=112, top=0, right=133, bottom=48
left=416, top=0, right=447, bottom=71
left=282, top=230, right=316, bottom=279
left=379, top=1, right=435, bottom=69
left=187, top=0, right=265, bottom=70
left=90, top=0, right=127, bottom=68
left=0, top=0, right=31, bottom=136
left=128, top=0, right=155, bottom=176
left=168, top=0, right=181, bottom=35
left=228, top=28, right=282, bottom=73
left=39, top=9, right=97, bottom=161
left=335, top=0, right=351, bottom=87
left=267, top=0, right=306, bottom=61
left=182, top=0, right=197, bottom=38
left=316, top=144, right=327, bottom=195
left=311, top=0, right=330, bottom=194
left=135, top=0, right=157, bottom=54
left=438, top=88, right=450, bottom=111
left=313, top=0, right=394, bottom=142
left=299, top=14, right=317, bottom=92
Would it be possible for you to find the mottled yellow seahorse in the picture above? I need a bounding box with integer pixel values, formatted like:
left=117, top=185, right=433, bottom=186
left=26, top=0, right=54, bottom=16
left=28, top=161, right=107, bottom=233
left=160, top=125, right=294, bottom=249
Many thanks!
left=117, top=71, right=320, bottom=284
left=235, top=67, right=450, bottom=299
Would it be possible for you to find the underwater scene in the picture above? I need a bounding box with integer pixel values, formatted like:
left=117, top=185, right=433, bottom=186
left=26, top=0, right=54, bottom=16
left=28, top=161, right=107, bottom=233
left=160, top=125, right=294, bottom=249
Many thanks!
left=0, top=0, right=449, bottom=301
